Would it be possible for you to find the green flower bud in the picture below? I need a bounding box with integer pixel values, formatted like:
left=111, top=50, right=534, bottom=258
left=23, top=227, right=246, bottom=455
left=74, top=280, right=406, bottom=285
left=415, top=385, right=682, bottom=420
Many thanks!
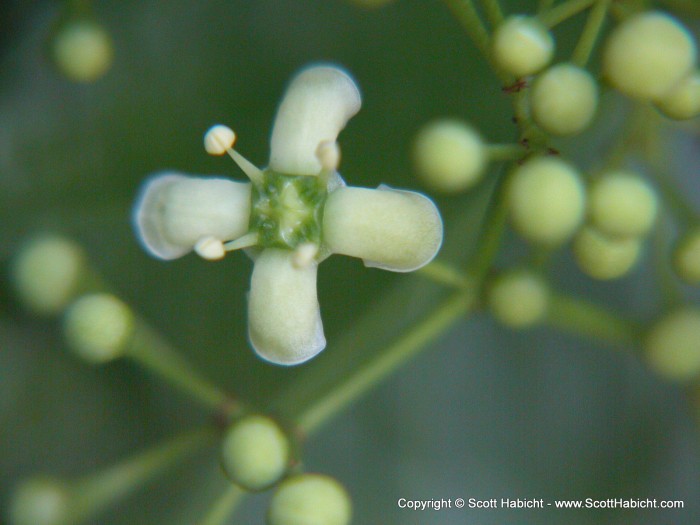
left=645, top=308, right=700, bottom=381
left=492, top=15, right=554, bottom=77
left=63, top=293, right=134, bottom=364
left=413, top=119, right=487, bottom=193
left=573, top=226, right=642, bottom=280
left=673, top=228, right=700, bottom=284
left=603, top=11, right=696, bottom=100
left=11, top=234, right=86, bottom=316
left=10, top=477, right=72, bottom=525
left=508, top=156, right=586, bottom=245
left=588, top=172, right=658, bottom=238
left=222, top=415, right=290, bottom=491
left=487, top=269, right=549, bottom=328
left=655, top=70, right=700, bottom=120
left=530, top=63, right=598, bottom=136
left=268, top=474, right=351, bottom=525
left=52, top=20, right=114, bottom=83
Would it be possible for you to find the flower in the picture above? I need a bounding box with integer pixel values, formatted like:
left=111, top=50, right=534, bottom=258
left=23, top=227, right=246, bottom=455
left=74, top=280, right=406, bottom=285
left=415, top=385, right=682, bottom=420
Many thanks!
left=133, top=65, right=443, bottom=365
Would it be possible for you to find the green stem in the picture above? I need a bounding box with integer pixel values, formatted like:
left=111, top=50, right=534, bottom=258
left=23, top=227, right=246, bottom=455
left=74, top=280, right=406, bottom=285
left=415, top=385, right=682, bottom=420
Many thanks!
left=479, top=0, right=504, bottom=28
left=442, top=0, right=491, bottom=57
left=128, top=322, right=233, bottom=411
left=571, top=0, right=611, bottom=67
left=418, top=260, right=471, bottom=289
left=487, top=143, right=523, bottom=162
left=469, top=171, right=511, bottom=281
left=296, top=291, right=476, bottom=434
left=539, top=0, right=597, bottom=28
left=72, top=427, right=216, bottom=523
left=197, top=484, right=245, bottom=525
left=546, top=293, right=641, bottom=348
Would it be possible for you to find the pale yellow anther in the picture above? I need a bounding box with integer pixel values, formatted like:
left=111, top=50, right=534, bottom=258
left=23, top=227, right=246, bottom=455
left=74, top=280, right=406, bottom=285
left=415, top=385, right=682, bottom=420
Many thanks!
left=316, top=141, right=341, bottom=172
left=292, top=243, right=319, bottom=268
left=194, top=236, right=225, bottom=260
left=204, top=125, right=236, bottom=156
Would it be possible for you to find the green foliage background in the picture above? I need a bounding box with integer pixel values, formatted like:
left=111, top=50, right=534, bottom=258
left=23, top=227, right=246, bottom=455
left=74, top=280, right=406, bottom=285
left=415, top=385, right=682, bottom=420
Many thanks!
left=1, top=0, right=699, bottom=523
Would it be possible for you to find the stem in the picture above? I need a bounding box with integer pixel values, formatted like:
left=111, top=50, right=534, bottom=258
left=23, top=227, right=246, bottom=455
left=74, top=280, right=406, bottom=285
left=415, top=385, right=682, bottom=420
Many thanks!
left=418, top=260, right=471, bottom=289
left=296, top=291, right=476, bottom=434
left=571, top=0, right=610, bottom=67
left=442, top=0, right=491, bottom=57
left=479, top=0, right=504, bottom=28
left=72, top=427, right=215, bottom=523
left=539, top=0, right=597, bottom=28
left=469, top=171, right=511, bottom=281
left=128, top=322, right=232, bottom=411
left=487, top=143, right=523, bottom=162
left=197, top=484, right=245, bottom=525
left=546, top=293, right=641, bottom=348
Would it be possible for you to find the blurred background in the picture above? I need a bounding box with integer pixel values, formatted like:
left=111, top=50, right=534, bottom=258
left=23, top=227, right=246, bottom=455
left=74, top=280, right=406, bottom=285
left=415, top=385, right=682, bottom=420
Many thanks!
left=1, top=0, right=700, bottom=523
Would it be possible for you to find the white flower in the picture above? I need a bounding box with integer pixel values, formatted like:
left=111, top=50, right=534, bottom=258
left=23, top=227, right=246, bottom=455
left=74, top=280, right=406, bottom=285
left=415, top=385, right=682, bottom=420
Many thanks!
left=133, top=64, right=443, bottom=365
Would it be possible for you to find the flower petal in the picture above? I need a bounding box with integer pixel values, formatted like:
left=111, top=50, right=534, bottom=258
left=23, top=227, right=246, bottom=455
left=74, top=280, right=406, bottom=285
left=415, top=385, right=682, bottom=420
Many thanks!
left=322, top=185, right=443, bottom=272
left=269, top=65, right=361, bottom=175
left=248, top=248, right=326, bottom=365
left=133, top=172, right=251, bottom=260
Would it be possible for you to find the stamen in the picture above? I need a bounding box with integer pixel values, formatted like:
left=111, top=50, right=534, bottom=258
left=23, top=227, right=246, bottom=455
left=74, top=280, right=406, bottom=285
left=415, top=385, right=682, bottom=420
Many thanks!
left=194, top=236, right=225, bottom=260
left=316, top=140, right=341, bottom=172
left=228, top=148, right=264, bottom=186
left=204, top=124, right=264, bottom=186
left=204, top=125, right=236, bottom=155
left=224, top=232, right=260, bottom=252
left=292, top=243, right=319, bottom=269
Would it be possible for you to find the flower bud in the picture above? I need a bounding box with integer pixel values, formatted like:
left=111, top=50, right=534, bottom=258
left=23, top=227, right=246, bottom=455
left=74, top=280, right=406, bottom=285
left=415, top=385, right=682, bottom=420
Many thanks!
left=573, top=227, right=642, bottom=280
left=413, top=119, right=487, bottom=193
left=221, top=415, right=290, bottom=491
left=487, top=269, right=549, bottom=328
left=51, top=19, right=113, bottom=83
left=11, top=234, right=86, bottom=316
left=63, top=293, right=134, bottom=364
left=655, top=70, right=700, bottom=120
left=10, top=476, right=72, bottom=525
left=673, top=228, right=700, bottom=284
left=268, top=473, right=352, bottom=525
left=603, top=11, right=696, bottom=100
left=492, top=15, right=554, bottom=77
left=588, top=172, right=658, bottom=239
left=530, top=63, right=598, bottom=136
left=508, top=157, right=585, bottom=245
left=645, top=308, right=700, bottom=381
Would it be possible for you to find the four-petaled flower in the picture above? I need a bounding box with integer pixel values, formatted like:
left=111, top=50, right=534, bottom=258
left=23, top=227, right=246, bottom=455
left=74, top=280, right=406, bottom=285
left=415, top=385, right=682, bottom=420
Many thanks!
left=133, top=65, right=443, bottom=365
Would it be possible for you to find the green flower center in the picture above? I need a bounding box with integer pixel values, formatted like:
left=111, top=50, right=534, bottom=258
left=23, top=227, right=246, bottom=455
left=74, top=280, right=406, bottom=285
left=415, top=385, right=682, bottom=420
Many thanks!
left=251, top=170, right=327, bottom=250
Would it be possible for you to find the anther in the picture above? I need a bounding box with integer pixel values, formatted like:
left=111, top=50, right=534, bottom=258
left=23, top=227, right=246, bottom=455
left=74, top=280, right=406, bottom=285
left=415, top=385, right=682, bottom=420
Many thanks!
left=204, top=125, right=236, bottom=155
left=292, top=243, right=319, bottom=268
left=204, top=124, right=264, bottom=186
left=316, top=141, right=341, bottom=172
left=194, top=236, right=225, bottom=260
